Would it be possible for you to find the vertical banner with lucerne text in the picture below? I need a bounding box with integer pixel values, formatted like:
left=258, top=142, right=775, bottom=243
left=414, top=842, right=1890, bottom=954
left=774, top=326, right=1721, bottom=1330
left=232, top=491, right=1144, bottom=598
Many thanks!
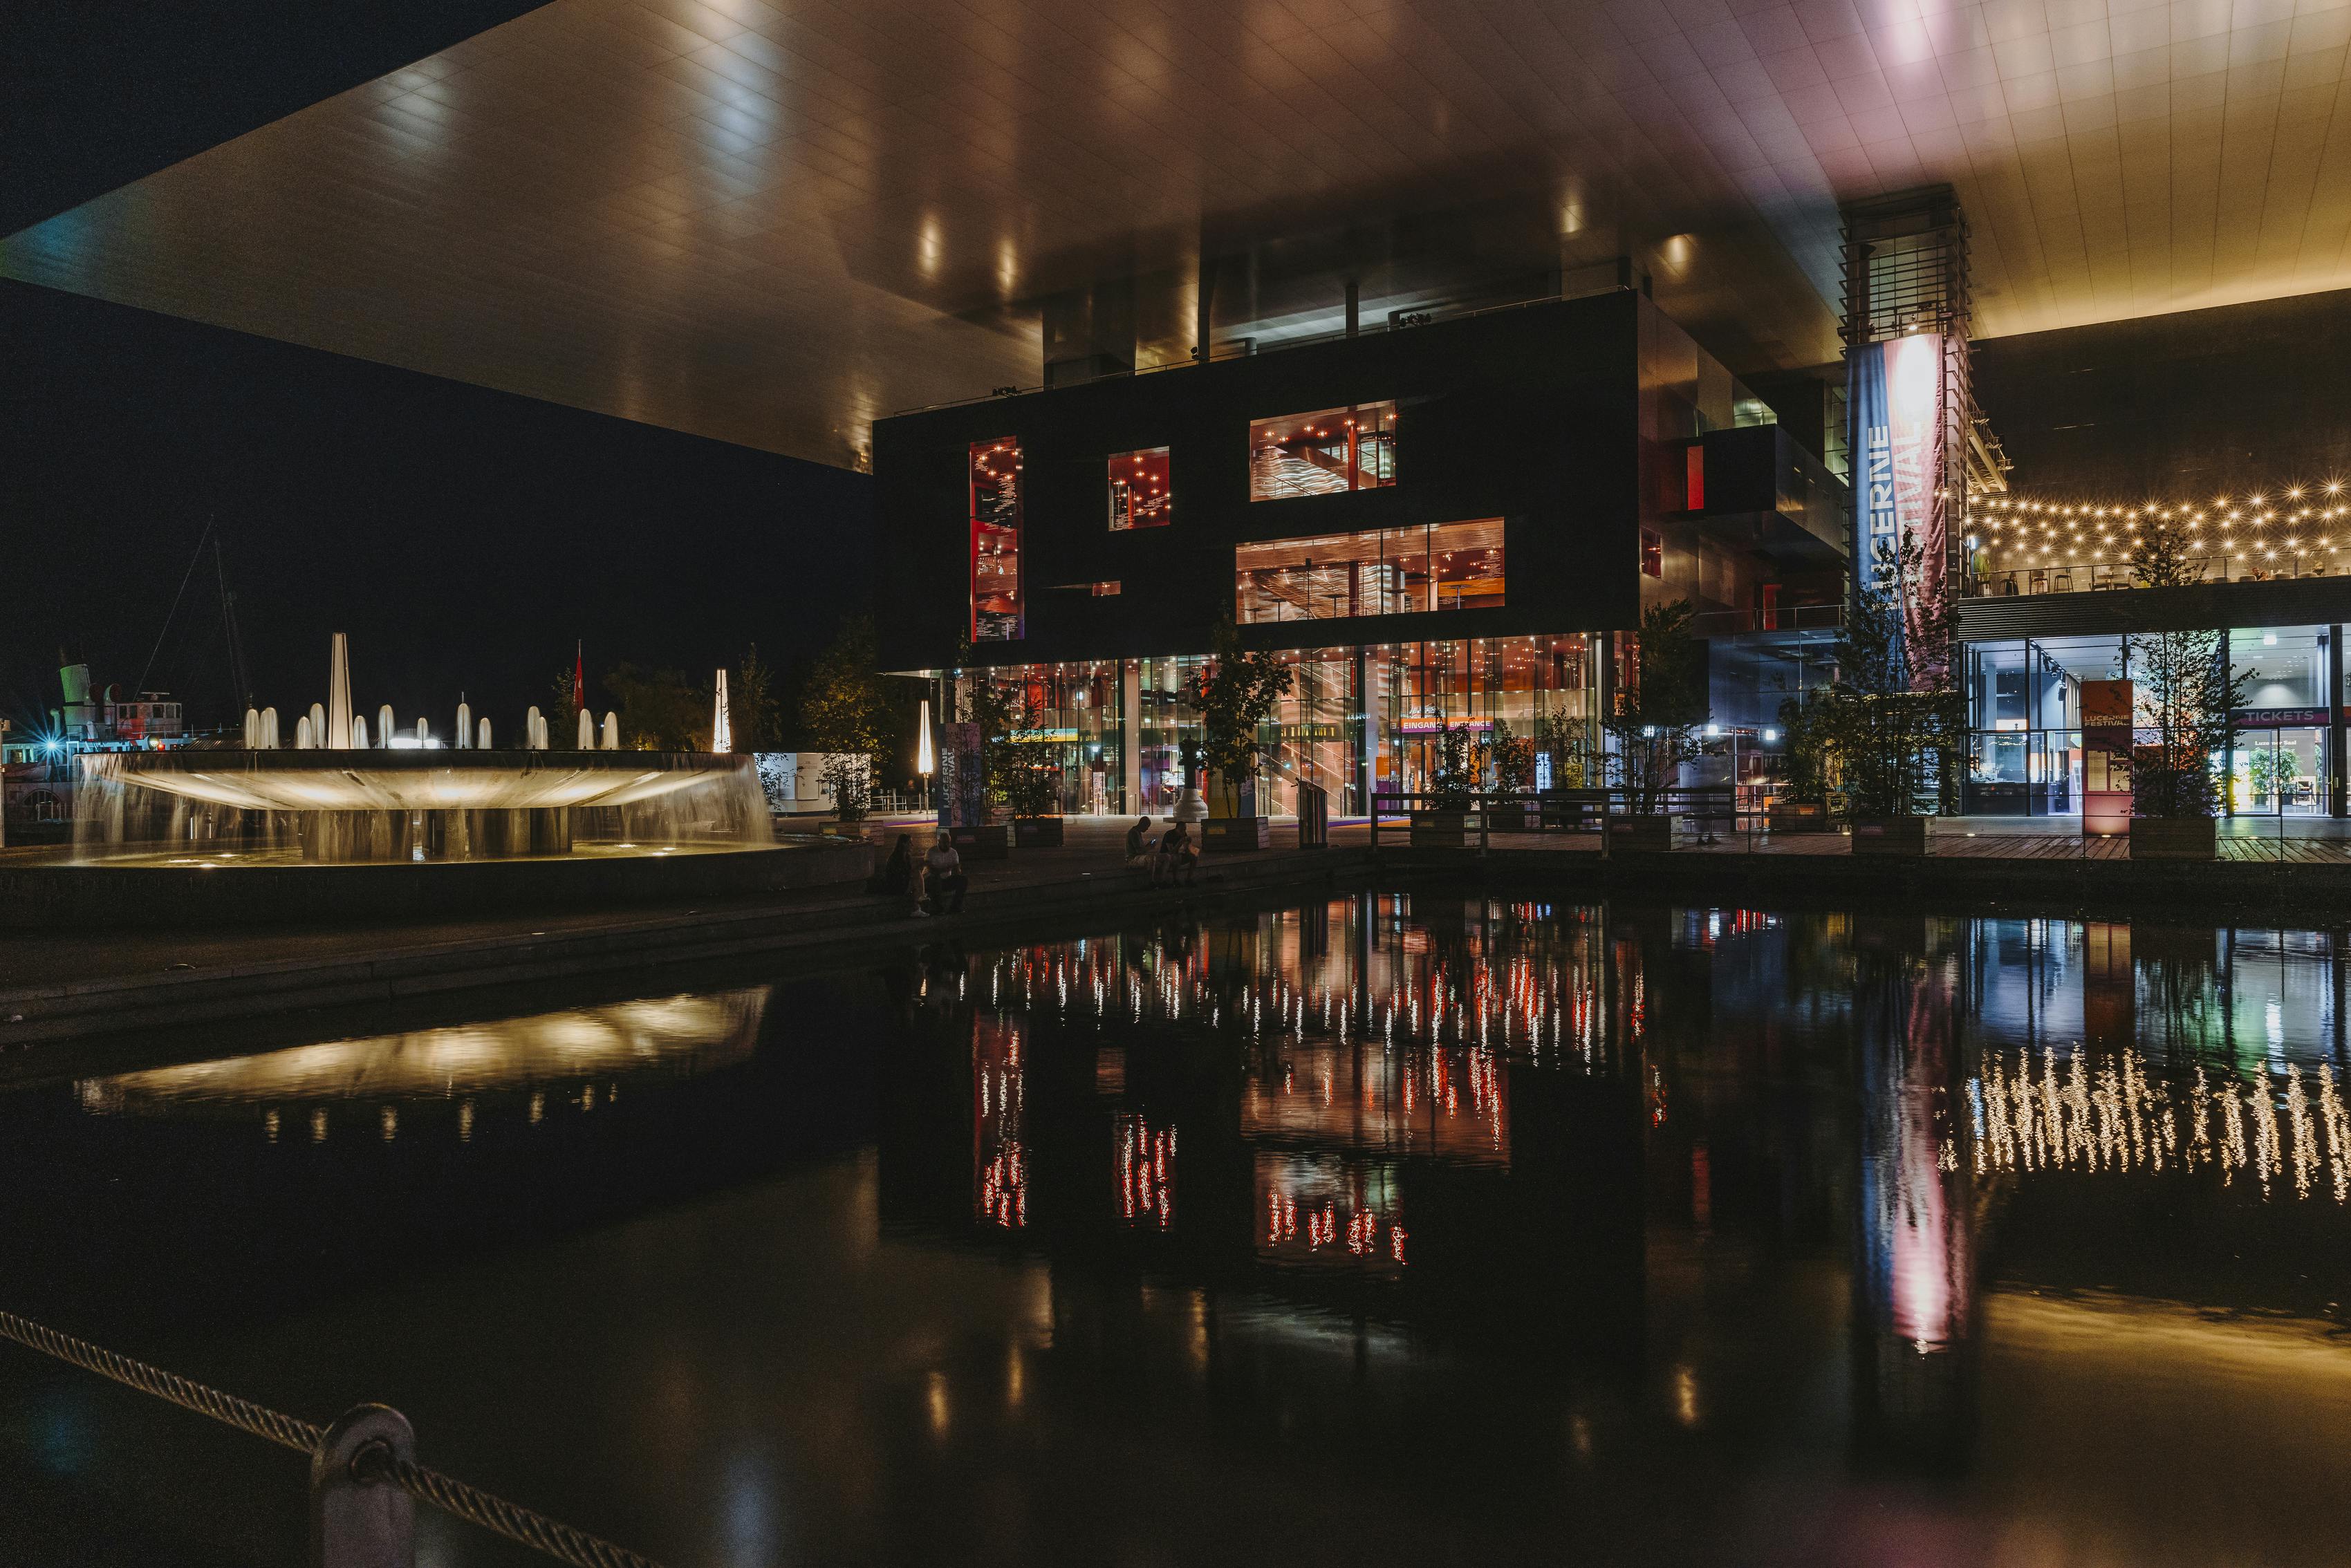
left=1849, top=333, right=1946, bottom=687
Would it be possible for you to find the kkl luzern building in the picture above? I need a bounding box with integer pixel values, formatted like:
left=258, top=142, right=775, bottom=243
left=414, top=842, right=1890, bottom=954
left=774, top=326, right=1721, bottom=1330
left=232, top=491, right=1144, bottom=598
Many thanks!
left=875, top=288, right=1848, bottom=819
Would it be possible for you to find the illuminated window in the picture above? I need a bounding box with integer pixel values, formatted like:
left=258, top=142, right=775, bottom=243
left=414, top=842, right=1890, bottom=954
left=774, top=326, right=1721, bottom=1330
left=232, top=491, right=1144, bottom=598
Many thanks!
left=970, top=439, right=1023, bottom=641
left=1236, top=519, right=1502, bottom=622
left=1108, top=447, right=1171, bottom=530
left=1248, top=402, right=1396, bottom=501
left=1640, top=528, right=1663, bottom=578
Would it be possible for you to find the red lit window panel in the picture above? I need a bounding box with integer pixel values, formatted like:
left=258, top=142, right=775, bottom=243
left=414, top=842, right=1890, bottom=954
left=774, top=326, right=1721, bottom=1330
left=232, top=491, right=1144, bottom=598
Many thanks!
left=970, top=439, right=1023, bottom=641
left=1108, top=447, right=1171, bottom=529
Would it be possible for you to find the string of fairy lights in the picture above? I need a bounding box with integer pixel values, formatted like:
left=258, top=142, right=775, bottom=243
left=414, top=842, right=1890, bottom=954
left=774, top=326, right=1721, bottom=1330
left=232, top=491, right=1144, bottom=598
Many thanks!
left=1974, top=483, right=2351, bottom=570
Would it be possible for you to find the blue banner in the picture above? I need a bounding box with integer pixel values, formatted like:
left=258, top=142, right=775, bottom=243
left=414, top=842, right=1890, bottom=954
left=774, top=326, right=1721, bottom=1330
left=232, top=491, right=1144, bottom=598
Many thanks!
left=1850, top=340, right=1897, bottom=595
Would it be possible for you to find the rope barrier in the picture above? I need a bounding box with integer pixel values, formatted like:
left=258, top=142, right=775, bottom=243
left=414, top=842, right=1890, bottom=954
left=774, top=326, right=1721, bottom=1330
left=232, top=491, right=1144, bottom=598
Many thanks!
left=0, top=1307, right=664, bottom=1568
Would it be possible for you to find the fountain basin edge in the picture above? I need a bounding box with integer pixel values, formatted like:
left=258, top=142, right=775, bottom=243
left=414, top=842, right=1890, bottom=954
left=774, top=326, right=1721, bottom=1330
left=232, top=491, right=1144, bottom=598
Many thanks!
left=0, top=838, right=873, bottom=929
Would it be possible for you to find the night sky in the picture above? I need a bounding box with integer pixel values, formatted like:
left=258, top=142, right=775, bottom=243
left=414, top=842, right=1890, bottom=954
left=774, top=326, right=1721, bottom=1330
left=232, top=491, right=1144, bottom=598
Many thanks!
left=1, top=280, right=876, bottom=737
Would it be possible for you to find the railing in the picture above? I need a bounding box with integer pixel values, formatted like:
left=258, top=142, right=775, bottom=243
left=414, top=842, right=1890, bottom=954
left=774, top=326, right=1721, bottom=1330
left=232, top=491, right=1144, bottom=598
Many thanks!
left=0, top=1307, right=662, bottom=1568
left=1967, top=556, right=2342, bottom=597
left=1366, top=786, right=1743, bottom=852
left=1689, top=603, right=1844, bottom=637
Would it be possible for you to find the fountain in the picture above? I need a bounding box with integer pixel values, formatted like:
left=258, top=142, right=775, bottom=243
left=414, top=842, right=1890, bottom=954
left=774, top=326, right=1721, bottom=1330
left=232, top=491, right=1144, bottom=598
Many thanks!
left=0, top=635, right=868, bottom=927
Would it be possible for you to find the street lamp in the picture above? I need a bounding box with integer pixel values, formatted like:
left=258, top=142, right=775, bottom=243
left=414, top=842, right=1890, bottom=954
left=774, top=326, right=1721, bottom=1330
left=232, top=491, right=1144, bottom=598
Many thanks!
left=917, top=698, right=936, bottom=823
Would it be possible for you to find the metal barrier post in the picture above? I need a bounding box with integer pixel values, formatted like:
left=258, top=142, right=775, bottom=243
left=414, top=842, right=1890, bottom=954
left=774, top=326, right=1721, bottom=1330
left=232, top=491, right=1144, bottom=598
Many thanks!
left=313, top=1403, right=416, bottom=1568
left=1369, top=796, right=1379, bottom=850
left=1599, top=787, right=1610, bottom=859
left=1478, top=794, right=1489, bottom=857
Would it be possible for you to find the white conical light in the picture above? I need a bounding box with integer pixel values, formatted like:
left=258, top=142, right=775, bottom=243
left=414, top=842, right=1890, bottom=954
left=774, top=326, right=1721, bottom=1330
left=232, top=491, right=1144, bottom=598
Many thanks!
left=602, top=711, right=619, bottom=750
left=243, top=707, right=259, bottom=748
left=261, top=707, right=279, bottom=749
left=456, top=701, right=472, bottom=749
left=577, top=707, right=595, bottom=750
left=327, top=633, right=354, bottom=749
left=308, top=702, right=326, bottom=745
left=295, top=714, right=313, bottom=749
left=353, top=714, right=369, bottom=749
left=378, top=704, right=395, bottom=748
left=712, top=669, right=732, bottom=754
left=478, top=716, right=493, bottom=750
left=416, top=717, right=429, bottom=745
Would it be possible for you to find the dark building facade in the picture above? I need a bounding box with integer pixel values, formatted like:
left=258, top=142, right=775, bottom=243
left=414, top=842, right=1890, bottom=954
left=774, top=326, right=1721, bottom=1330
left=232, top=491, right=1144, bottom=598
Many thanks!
left=874, top=288, right=1848, bottom=818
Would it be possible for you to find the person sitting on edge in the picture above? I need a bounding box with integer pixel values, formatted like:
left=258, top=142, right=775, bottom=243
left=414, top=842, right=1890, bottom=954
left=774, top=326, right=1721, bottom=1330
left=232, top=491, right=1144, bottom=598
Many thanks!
left=1126, top=814, right=1153, bottom=867
left=879, top=832, right=918, bottom=913
left=1153, top=821, right=1197, bottom=888
left=924, top=831, right=967, bottom=915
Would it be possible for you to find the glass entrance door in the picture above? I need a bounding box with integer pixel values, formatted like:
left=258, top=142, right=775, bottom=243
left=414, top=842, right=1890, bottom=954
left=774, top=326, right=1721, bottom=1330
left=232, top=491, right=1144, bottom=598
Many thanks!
left=2229, top=729, right=2326, bottom=815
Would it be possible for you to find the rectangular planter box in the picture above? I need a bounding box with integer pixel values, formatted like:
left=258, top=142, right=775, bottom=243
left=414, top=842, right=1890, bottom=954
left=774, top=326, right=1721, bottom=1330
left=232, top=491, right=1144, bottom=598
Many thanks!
left=1851, top=814, right=1929, bottom=856
left=1409, top=810, right=1469, bottom=848
left=949, top=822, right=1013, bottom=859
left=1610, top=813, right=1675, bottom=851
left=2130, top=816, right=2216, bottom=860
left=1767, top=802, right=1830, bottom=833
left=1012, top=816, right=1065, bottom=848
left=818, top=820, right=866, bottom=841
left=1200, top=816, right=1270, bottom=850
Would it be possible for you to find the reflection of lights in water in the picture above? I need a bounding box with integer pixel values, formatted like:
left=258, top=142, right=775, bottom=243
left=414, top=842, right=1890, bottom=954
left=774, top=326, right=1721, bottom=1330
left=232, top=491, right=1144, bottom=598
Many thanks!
left=974, top=1015, right=1027, bottom=1229
left=927, top=1370, right=950, bottom=1437
left=1969, top=1045, right=2351, bottom=1202
left=1674, top=1366, right=1699, bottom=1427
left=74, top=990, right=772, bottom=1126
left=1256, top=1153, right=1404, bottom=1270
left=1115, top=1114, right=1176, bottom=1229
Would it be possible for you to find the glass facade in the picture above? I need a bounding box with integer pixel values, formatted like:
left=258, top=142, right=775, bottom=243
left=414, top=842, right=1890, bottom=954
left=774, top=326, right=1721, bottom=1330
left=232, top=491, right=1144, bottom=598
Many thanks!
left=980, top=662, right=1126, bottom=816
left=2232, top=627, right=2324, bottom=711
left=970, top=439, right=1023, bottom=642
left=1236, top=519, right=1504, bottom=623
left=1368, top=635, right=1599, bottom=803
left=1134, top=656, right=1203, bottom=816
left=1107, top=447, right=1171, bottom=530
left=964, top=636, right=1598, bottom=819
left=1247, top=402, right=1396, bottom=501
left=1963, top=627, right=2339, bottom=816
left=1964, top=636, right=2119, bottom=816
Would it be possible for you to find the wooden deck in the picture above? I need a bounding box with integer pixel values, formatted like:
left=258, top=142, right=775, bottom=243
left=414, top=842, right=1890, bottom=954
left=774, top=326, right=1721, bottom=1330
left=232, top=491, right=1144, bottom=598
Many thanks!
left=1339, top=821, right=2351, bottom=864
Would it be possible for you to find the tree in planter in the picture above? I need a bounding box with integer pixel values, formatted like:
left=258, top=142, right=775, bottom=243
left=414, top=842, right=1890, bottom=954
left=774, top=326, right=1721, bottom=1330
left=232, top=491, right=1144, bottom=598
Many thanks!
left=1427, top=723, right=1481, bottom=812
left=1001, top=755, right=1063, bottom=819
left=1774, top=682, right=1840, bottom=808
left=804, top=616, right=884, bottom=821
left=1489, top=718, right=1536, bottom=795
left=1183, top=610, right=1294, bottom=816
left=2126, top=516, right=2241, bottom=819
left=951, top=641, right=1042, bottom=819
left=1536, top=709, right=1589, bottom=789
left=1822, top=540, right=1967, bottom=818
left=1604, top=600, right=1708, bottom=814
